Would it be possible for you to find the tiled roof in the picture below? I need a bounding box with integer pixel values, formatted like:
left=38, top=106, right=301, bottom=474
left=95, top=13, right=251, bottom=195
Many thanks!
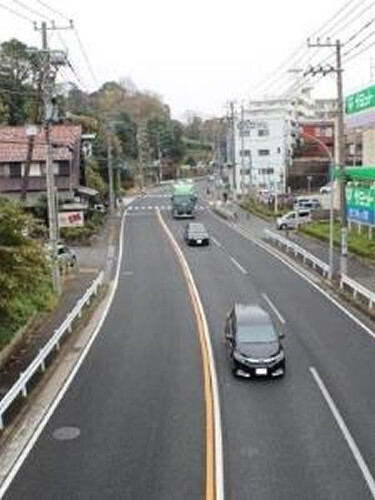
left=0, top=125, right=82, bottom=163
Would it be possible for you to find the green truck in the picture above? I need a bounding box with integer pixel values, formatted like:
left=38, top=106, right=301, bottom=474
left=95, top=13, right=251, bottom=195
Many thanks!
left=171, top=182, right=198, bottom=218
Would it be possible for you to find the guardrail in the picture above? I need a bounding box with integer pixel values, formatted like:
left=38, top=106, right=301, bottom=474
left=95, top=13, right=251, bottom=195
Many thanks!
left=0, top=271, right=104, bottom=430
left=340, top=274, right=375, bottom=312
left=263, top=229, right=330, bottom=278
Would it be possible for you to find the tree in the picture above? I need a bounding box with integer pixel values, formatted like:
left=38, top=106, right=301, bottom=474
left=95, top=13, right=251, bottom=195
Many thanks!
left=85, top=158, right=107, bottom=201
left=0, top=199, right=52, bottom=338
left=0, top=38, right=43, bottom=125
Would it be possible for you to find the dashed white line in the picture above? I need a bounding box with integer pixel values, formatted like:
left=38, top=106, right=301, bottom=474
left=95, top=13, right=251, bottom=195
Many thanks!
left=262, top=293, right=286, bottom=324
left=310, top=366, right=375, bottom=498
left=229, top=256, right=247, bottom=275
left=211, top=237, right=222, bottom=248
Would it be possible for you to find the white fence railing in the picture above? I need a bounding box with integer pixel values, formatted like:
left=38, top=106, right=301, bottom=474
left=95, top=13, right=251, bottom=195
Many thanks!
left=0, top=271, right=104, bottom=429
left=340, top=274, right=375, bottom=312
left=263, top=229, right=330, bottom=278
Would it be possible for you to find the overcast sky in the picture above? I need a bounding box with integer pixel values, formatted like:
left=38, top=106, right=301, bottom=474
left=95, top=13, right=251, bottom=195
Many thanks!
left=1, top=0, right=374, bottom=119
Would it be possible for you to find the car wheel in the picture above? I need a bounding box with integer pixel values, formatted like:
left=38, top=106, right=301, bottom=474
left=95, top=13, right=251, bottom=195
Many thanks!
left=280, top=224, right=287, bottom=230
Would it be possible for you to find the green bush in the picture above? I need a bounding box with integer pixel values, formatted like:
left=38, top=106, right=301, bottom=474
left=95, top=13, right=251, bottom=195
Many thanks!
left=60, top=226, right=94, bottom=244
left=300, top=222, right=375, bottom=262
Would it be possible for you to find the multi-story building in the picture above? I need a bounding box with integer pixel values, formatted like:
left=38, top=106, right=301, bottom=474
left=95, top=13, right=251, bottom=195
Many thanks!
left=231, top=98, right=299, bottom=194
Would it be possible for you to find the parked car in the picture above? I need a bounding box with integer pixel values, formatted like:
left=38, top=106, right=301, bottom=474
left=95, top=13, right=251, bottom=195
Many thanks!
left=225, top=304, right=285, bottom=378
left=57, top=244, right=77, bottom=267
left=276, top=210, right=312, bottom=230
left=184, top=222, right=210, bottom=246
left=320, top=183, right=332, bottom=194
left=293, top=196, right=321, bottom=211
left=46, top=243, right=77, bottom=268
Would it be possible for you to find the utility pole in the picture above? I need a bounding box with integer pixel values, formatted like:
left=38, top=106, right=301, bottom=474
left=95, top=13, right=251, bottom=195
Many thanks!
left=107, top=133, right=115, bottom=214
left=229, top=101, right=237, bottom=200
left=306, top=38, right=347, bottom=275
left=34, top=20, right=72, bottom=293
left=40, top=21, right=60, bottom=294
left=240, top=104, right=245, bottom=197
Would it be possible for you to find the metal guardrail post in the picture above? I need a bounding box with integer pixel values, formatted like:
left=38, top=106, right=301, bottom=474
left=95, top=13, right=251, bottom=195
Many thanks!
left=0, top=272, right=104, bottom=431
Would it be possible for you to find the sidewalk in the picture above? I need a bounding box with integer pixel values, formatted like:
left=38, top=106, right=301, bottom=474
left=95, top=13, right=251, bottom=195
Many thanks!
left=0, top=205, right=126, bottom=399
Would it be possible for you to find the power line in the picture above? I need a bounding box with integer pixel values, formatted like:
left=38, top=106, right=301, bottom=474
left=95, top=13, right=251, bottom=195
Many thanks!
left=249, top=0, right=367, bottom=97
left=72, top=27, right=99, bottom=88
left=344, top=27, right=375, bottom=57
left=332, top=1, right=375, bottom=41
left=0, top=1, right=33, bottom=22
left=10, top=0, right=50, bottom=20
left=344, top=37, right=375, bottom=63
left=34, top=0, right=71, bottom=22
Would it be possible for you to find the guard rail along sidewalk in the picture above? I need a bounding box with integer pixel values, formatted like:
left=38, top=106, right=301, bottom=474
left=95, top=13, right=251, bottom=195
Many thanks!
left=264, top=229, right=375, bottom=313
left=340, top=274, right=375, bottom=312
left=0, top=271, right=104, bottom=430
left=263, top=229, right=330, bottom=278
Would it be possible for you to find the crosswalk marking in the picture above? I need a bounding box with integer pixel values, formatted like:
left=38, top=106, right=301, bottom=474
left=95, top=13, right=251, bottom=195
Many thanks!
left=127, top=204, right=205, bottom=212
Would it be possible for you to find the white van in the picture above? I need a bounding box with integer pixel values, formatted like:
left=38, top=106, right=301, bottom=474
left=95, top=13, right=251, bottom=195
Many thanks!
left=276, top=210, right=312, bottom=230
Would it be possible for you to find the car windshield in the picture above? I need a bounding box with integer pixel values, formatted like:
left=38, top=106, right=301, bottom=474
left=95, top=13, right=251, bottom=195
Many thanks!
left=237, top=322, right=277, bottom=343
left=189, top=224, right=206, bottom=234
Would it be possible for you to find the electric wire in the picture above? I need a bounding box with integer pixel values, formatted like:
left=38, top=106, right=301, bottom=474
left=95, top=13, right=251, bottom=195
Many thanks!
left=34, top=0, right=71, bottom=23
left=0, top=1, right=33, bottom=22
left=72, top=27, right=99, bottom=88
left=249, top=0, right=369, bottom=97
left=11, top=0, right=51, bottom=20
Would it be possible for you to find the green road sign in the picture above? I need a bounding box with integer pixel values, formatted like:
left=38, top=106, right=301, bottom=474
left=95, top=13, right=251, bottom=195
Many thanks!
left=346, top=85, right=375, bottom=115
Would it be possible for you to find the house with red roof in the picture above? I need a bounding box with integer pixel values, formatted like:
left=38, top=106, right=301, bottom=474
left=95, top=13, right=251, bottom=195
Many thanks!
left=0, top=124, right=82, bottom=206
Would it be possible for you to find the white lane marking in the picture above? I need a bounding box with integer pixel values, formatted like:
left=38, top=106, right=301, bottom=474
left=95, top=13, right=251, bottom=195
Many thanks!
left=157, top=211, right=224, bottom=500
left=211, top=212, right=375, bottom=343
left=134, top=206, right=139, bottom=211
left=211, top=237, right=222, bottom=248
left=123, top=271, right=133, bottom=276
left=148, top=206, right=153, bottom=210
left=127, top=206, right=133, bottom=211
left=229, top=256, right=247, bottom=275
left=0, top=212, right=128, bottom=498
left=310, top=367, right=375, bottom=498
left=262, top=293, right=286, bottom=324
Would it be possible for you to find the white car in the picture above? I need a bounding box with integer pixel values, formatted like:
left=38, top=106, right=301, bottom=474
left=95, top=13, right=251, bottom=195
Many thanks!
left=276, top=210, right=312, bottom=230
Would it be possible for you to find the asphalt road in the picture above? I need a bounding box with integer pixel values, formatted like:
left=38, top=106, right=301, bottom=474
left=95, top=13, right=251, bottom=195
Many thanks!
left=4, top=208, right=205, bottom=500
left=4, top=184, right=375, bottom=500
left=164, top=197, right=375, bottom=500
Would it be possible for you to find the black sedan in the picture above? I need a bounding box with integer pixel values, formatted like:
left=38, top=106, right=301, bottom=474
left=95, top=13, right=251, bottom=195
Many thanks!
left=225, top=303, right=285, bottom=378
left=184, top=222, right=210, bottom=246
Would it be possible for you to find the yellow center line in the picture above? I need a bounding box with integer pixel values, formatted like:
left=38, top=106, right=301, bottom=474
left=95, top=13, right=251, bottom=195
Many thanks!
left=156, top=211, right=216, bottom=500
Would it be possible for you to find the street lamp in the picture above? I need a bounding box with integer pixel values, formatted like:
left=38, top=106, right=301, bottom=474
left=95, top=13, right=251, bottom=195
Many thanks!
left=300, top=131, right=335, bottom=281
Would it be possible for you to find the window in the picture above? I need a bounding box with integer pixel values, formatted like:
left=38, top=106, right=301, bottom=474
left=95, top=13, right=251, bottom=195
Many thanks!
left=240, top=149, right=251, bottom=157
left=28, top=163, right=41, bottom=177
left=0, top=164, right=10, bottom=177
left=325, top=127, right=333, bottom=137
left=58, top=161, right=70, bottom=176
left=258, top=129, right=269, bottom=137
left=277, top=147, right=281, bottom=154
left=258, top=149, right=270, bottom=156
left=9, top=163, right=21, bottom=178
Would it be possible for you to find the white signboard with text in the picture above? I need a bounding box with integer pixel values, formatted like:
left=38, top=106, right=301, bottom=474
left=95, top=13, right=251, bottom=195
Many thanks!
left=58, top=211, right=84, bottom=228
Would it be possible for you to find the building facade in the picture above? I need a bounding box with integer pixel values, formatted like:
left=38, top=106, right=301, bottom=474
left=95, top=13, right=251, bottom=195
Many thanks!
left=0, top=125, right=82, bottom=206
left=231, top=98, right=299, bottom=194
